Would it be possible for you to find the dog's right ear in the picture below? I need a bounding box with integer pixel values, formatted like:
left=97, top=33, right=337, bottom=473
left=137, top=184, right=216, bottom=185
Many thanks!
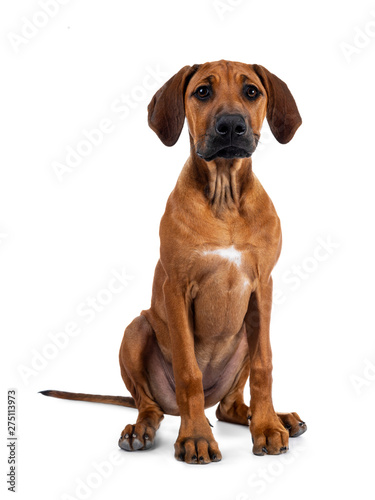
left=148, top=65, right=200, bottom=147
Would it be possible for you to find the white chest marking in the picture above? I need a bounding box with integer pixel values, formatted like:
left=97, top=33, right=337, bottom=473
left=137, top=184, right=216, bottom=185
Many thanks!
left=202, top=245, right=242, bottom=267
left=242, top=278, right=250, bottom=290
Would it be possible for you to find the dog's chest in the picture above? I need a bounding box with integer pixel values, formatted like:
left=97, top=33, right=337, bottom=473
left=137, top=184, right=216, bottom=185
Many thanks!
left=200, top=244, right=252, bottom=291
left=197, top=242, right=255, bottom=280
left=191, top=244, right=255, bottom=338
left=202, top=245, right=243, bottom=267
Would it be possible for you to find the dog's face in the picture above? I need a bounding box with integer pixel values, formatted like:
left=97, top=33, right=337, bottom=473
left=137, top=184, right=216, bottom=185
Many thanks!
left=185, top=61, right=267, bottom=161
left=148, top=60, right=301, bottom=161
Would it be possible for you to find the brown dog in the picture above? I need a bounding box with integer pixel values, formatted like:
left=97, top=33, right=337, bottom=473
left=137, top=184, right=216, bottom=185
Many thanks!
left=41, top=60, right=307, bottom=464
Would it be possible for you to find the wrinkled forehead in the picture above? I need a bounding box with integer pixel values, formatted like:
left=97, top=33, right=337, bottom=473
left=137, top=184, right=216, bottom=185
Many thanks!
left=187, top=60, right=264, bottom=92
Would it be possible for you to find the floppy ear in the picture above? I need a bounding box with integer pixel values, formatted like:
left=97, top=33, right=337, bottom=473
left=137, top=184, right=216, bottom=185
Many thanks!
left=147, top=65, right=199, bottom=146
left=252, top=65, right=302, bottom=144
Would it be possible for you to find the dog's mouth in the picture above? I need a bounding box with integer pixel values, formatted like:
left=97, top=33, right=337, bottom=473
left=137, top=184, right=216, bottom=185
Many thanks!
left=198, top=146, right=252, bottom=162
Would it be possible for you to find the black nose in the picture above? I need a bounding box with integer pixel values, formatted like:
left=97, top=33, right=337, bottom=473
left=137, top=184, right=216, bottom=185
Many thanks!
left=215, top=114, right=247, bottom=137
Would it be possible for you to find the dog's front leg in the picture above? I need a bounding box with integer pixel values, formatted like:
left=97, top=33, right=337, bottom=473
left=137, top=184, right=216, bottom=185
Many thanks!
left=245, top=277, right=289, bottom=455
left=163, top=279, right=222, bottom=464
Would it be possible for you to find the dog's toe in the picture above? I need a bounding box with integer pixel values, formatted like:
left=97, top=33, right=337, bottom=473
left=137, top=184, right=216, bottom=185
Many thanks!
left=119, top=434, right=132, bottom=451
left=277, top=412, right=307, bottom=438
left=131, top=438, right=144, bottom=450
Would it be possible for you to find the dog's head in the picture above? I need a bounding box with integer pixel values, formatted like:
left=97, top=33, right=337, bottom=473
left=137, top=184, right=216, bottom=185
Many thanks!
left=148, top=60, right=301, bottom=162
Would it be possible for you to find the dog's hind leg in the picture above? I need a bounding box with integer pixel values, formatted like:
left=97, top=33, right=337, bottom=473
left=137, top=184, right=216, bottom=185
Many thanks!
left=215, top=355, right=250, bottom=426
left=118, top=315, right=164, bottom=451
left=215, top=356, right=307, bottom=438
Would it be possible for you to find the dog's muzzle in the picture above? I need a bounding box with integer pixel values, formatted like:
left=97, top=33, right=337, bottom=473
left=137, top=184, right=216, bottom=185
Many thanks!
left=197, top=114, right=256, bottom=162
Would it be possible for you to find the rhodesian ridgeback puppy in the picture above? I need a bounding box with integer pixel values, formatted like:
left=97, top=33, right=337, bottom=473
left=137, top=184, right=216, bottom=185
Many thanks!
left=41, top=60, right=307, bottom=464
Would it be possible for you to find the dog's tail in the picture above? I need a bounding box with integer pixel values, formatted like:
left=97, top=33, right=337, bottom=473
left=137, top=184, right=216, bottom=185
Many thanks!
left=39, top=390, right=136, bottom=408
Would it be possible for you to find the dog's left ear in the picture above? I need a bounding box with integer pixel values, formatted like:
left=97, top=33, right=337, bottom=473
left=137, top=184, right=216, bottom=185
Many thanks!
left=148, top=65, right=200, bottom=147
left=252, top=65, right=302, bottom=144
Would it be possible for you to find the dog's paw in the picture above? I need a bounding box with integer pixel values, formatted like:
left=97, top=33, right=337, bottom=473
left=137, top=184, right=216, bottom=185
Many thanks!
left=250, top=413, right=290, bottom=456
left=118, top=422, right=155, bottom=451
left=174, top=425, right=222, bottom=464
left=277, top=411, right=307, bottom=438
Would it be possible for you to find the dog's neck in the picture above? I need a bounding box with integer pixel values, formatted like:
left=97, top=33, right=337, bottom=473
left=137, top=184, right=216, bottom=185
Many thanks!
left=186, top=144, right=254, bottom=217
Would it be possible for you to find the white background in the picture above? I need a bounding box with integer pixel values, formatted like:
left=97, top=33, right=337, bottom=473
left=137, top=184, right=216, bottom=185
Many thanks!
left=1, top=0, right=375, bottom=499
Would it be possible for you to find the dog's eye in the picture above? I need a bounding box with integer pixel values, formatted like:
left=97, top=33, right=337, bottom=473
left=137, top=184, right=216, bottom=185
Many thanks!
left=195, top=86, right=211, bottom=100
left=245, top=85, right=259, bottom=100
